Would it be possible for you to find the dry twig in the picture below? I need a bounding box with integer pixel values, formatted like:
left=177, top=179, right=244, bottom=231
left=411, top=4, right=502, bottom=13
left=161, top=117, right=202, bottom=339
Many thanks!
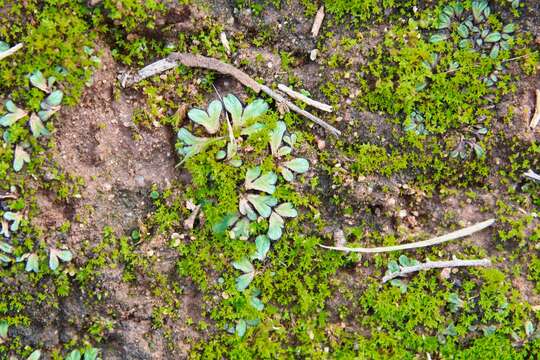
left=382, top=258, right=492, bottom=283
left=277, top=84, right=333, bottom=112
left=121, top=52, right=341, bottom=136
left=524, top=169, right=540, bottom=182
left=319, top=218, right=495, bottom=253
left=0, top=43, right=23, bottom=61
left=530, top=89, right=540, bottom=129
left=220, top=32, right=231, bottom=55
left=311, top=6, right=325, bottom=38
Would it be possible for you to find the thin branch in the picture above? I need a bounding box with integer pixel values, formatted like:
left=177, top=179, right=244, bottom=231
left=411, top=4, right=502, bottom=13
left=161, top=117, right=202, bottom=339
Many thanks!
left=319, top=218, right=495, bottom=253
left=259, top=84, right=339, bottom=134
left=530, top=89, right=540, bottom=129
left=277, top=84, right=333, bottom=112
left=0, top=43, right=23, bottom=61
left=382, top=258, right=492, bottom=283
left=502, top=54, right=530, bottom=63
left=311, top=6, right=325, bottom=38
left=524, top=169, right=540, bottom=182
left=121, top=53, right=341, bottom=136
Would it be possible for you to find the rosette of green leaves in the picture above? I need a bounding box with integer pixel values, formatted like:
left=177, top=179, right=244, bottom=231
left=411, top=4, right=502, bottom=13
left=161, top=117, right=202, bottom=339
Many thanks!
left=178, top=95, right=268, bottom=164
left=269, top=121, right=309, bottom=181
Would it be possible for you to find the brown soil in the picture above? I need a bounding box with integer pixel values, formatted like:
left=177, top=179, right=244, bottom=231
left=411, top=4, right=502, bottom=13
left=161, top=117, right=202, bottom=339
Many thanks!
left=30, top=42, right=202, bottom=359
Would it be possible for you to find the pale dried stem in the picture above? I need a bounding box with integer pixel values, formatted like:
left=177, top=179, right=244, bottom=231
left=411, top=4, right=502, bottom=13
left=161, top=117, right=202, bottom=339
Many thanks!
left=311, top=6, right=325, bottom=38
left=277, top=84, right=333, bottom=112
left=382, top=258, right=492, bottom=283
left=0, top=43, right=23, bottom=61
left=524, top=169, right=540, bottom=182
left=319, top=218, right=495, bottom=253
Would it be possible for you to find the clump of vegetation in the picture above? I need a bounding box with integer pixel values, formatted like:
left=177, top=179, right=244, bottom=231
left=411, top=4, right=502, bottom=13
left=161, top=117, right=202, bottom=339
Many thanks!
left=176, top=94, right=311, bottom=334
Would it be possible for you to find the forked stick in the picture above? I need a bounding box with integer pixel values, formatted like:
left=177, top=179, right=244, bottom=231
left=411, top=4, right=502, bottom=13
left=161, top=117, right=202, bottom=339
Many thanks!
left=382, top=258, right=492, bottom=283
left=121, top=52, right=341, bottom=136
left=319, top=218, right=495, bottom=253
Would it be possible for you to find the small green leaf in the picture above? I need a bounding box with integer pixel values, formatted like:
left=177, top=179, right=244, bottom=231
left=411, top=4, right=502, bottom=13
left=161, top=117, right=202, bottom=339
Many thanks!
left=230, top=217, right=250, bottom=240
left=283, top=133, right=296, bottom=147
left=459, top=39, right=471, bottom=49
left=177, top=128, right=221, bottom=164
left=188, top=100, right=222, bottom=134
left=503, top=23, right=516, bottom=34
left=0, top=41, right=9, bottom=52
left=490, top=44, right=500, bottom=59
left=49, top=251, right=59, bottom=271
left=437, top=13, right=451, bottom=29
left=235, top=272, right=254, bottom=291
left=38, top=108, right=59, bottom=121
left=387, top=260, right=400, bottom=274
left=277, top=146, right=292, bottom=157
left=232, top=257, right=254, bottom=273
left=249, top=294, right=264, bottom=311
left=241, top=99, right=268, bottom=123
left=223, top=94, right=243, bottom=127
left=27, top=350, right=41, bottom=360
left=83, top=348, right=99, bottom=360
left=397, top=255, right=418, bottom=267
left=13, top=144, right=30, bottom=172
left=44, top=90, right=63, bottom=107
left=4, top=211, right=22, bottom=232
left=270, top=121, right=286, bottom=156
left=274, top=203, right=297, bottom=218
left=526, top=321, right=535, bottom=337
left=29, top=113, right=50, bottom=137
left=484, top=32, right=501, bottom=43
left=5, top=100, right=17, bottom=113
left=390, top=279, right=407, bottom=293
left=244, top=167, right=277, bottom=194
left=282, top=158, right=309, bottom=174
left=251, top=235, right=270, bottom=261
left=453, top=3, right=464, bottom=16
left=29, top=70, right=50, bottom=92
left=212, top=213, right=239, bottom=234
left=280, top=167, right=294, bottom=182
left=240, top=122, right=265, bottom=136
left=457, top=23, right=469, bottom=38
left=268, top=212, right=284, bottom=240
left=236, top=319, right=247, bottom=337
left=239, top=198, right=257, bottom=220
left=0, top=240, right=13, bottom=253
left=215, top=150, right=226, bottom=160
left=429, top=34, right=448, bottom=43
left=473, top=143, right=485, bottom=158
left=472, top=0, right=488, bottom=22
left=26, top=253, right=39, bottom=273
left=0, top=320, right=8, bottom=338
left=246, top=194, right=277, bottom=218
left=1, top=101, right=28, bottom=126
left=57, top=249, right=73, bottom=262
left=66, top=350, right=81, bottom=360
left=229, top=159, right=243, bottom=167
